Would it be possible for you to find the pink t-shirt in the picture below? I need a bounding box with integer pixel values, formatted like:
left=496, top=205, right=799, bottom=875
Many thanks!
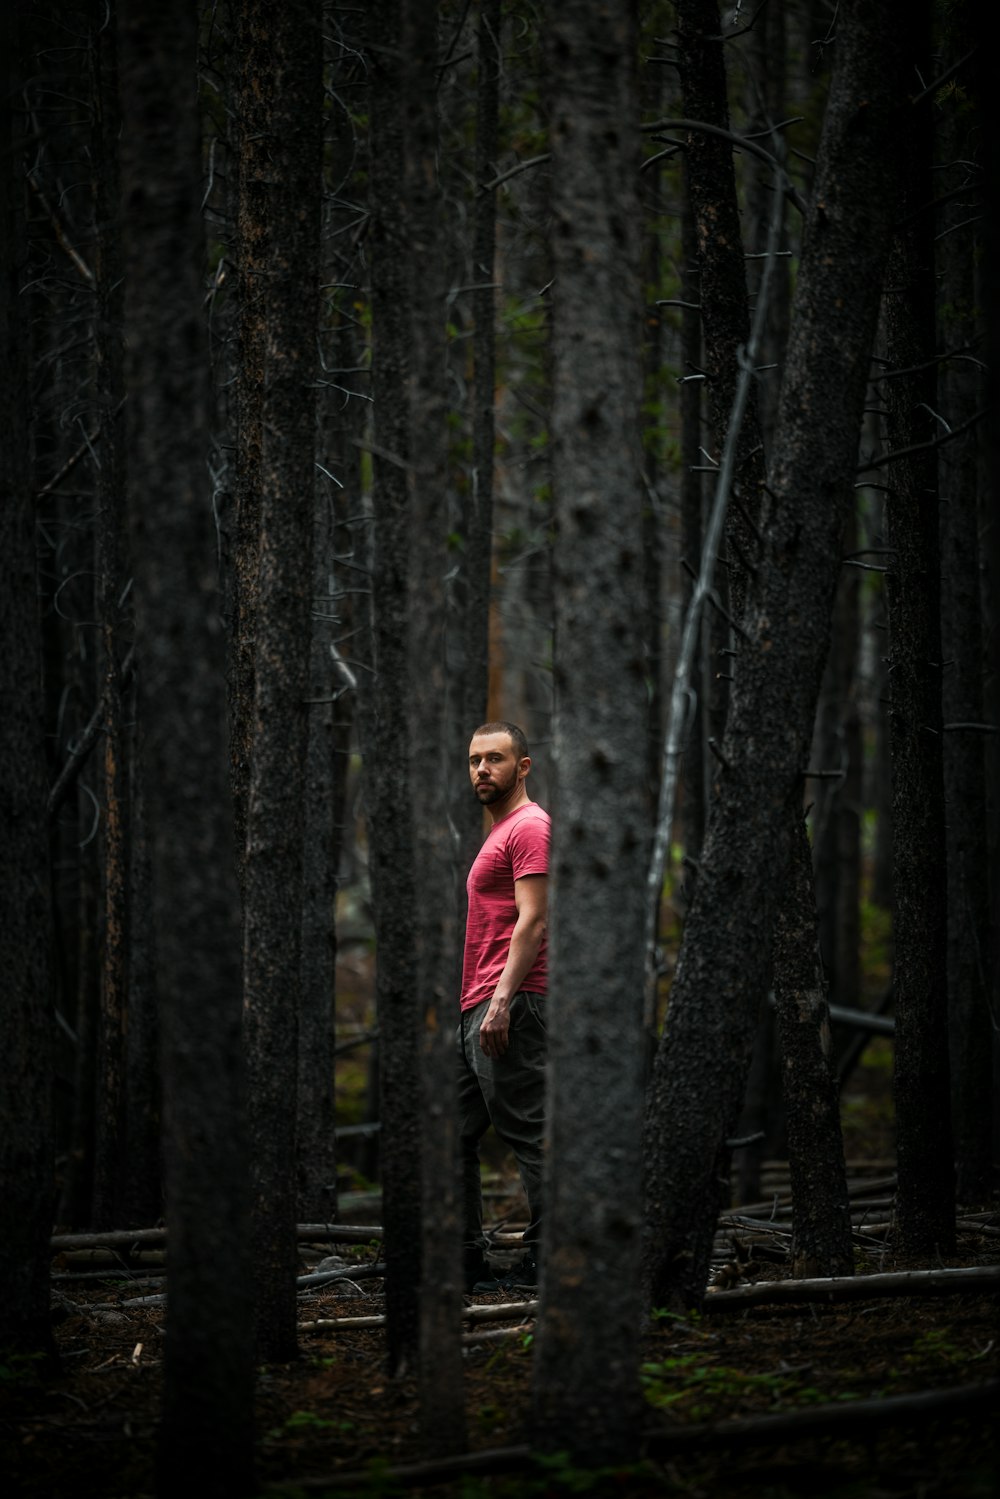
left=460, top=802, right=550, bottom=1011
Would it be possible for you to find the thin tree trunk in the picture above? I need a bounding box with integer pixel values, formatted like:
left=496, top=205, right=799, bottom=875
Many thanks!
left=238, top=0, right=323, bottom=1362
left=773, top=818, right=854, bottom=1277
left=402, top=0, right=466, bottom=1453
left=367, top=0, right=422, bottom=1377
left=642, top=0, right=910, bottom=1312
left=90, top=1, right=129, bottom=1234
left=671, top=0, right=850, bottom=1265
left=117, top=0, right=255, bottom=1489
left=880, top=0, right=955, bottom=1258
left=936, top=1, right=993, bottom=1206
left=0, top=2, right=55, bottom=1356
left=532, top=0, right=648, bottom=1464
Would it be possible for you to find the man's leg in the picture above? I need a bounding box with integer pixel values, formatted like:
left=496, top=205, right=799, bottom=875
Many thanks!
left=457, top=1006, right=492, bottom=1286
left=471, top=991, right=547, bottom=1255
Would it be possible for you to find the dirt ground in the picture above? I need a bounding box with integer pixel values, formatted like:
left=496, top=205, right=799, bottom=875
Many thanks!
left=4, top=1190, right=998, bottom=1499
left=6, top=968, right=997, bottom=1497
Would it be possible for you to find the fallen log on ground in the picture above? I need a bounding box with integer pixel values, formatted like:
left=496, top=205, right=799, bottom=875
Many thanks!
left=50, top=1223, right=384, bottom=1253
left=704, top=1262, right=1000, bottom=1310
left=266, top=1379, right=999, bottom=1493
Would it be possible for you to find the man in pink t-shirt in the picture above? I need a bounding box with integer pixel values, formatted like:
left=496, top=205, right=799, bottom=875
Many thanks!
left=458, top=721, right=550, bottom=1295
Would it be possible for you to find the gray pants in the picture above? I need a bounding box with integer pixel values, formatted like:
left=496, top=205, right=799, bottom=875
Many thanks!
left=457, top=991, right=547, bottom=1259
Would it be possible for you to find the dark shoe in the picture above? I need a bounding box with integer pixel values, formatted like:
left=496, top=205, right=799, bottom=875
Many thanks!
left=464, top=1251, right=491, bottom=1294
left=492, top=1252, right=537, bottom=1292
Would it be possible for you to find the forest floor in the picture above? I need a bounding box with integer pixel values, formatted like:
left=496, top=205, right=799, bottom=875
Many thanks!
left=5, top=942, right=998, bottom=1497
left=5, top=1170, right=997, bottom=1497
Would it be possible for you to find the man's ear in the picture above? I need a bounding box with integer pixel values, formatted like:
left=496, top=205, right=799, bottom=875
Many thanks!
left=519, top=756, right=531, bottom=779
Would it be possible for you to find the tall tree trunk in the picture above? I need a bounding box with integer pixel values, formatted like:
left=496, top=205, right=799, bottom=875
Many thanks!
left=812, top=508, right=862, bottom=1015
left=935, top=3, right=993, bottom=1207
left=296, top=483, right=340, bottom=1228
left=90, top=0, right=130, bottom=1233
left=367, top=0, right=422, bottom=1377
left=672, top=0, right=850, bottom=1261
left=678, top=160, right=706, bottom=866
left=117, top=1, right=255, bottom=1490
left=642, top=0, right=910, bottom=1312
left=773, top=817, right=854, bottom=1277
left=881, top=1, right=955, bottom=1258
left=403, top=0, right=467, bottom=1454
left=238, top=0, right=323, bottom=1362
left=0, top=2, right=55, bottom=1356
left=532, top=0, right=648, bottom=1463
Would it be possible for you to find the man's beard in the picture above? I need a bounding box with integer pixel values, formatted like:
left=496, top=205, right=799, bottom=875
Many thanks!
left=474, top=767, right=518, bottom=804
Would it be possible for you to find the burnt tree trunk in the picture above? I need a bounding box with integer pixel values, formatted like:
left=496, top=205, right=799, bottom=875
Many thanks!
left=532, top=0, right=649, bottom=1463
left=117, top=0, right=255, bottom=1489
left=367, top=0, right=422, bottom=1376
left=935, top=5, right=993, bottom=1207
left=0, top=1, right=55, bottom=1357
left=238, top=0, right=323, bottom=1362
left=881, top=2, right=955, bottom=1258
left=402, top=0, right=467, bottom=1453
left=673, top=0, right=849, bottom=1259
left=90, top=0, right=130, bottom=1233
left=773, top=817, right=854, bottom=1277
left=642, top=0, right=910, bottom=1312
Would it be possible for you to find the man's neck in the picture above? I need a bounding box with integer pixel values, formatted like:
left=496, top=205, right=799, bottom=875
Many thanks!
left=485, top=784, right=531, bottom=828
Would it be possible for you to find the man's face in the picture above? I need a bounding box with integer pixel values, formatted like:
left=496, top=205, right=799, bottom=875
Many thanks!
left=468, top=731, right=526, bottom=806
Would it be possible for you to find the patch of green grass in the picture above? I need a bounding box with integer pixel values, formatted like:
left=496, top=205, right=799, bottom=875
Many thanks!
left=639, top=1353, right=843, bottom=1421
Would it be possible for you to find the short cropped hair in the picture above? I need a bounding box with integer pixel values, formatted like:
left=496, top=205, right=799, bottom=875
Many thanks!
left=472, top=721, right=529, bottom=760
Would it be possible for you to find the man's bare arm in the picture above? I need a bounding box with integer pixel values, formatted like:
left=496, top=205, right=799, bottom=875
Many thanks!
left=479, top=874, right=548, bottom=1059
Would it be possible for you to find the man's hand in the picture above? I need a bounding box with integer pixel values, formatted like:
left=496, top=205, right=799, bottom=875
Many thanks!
left=477, top=874, right=547, bottom=1060
left=479, top=995, right=512, bottom=1058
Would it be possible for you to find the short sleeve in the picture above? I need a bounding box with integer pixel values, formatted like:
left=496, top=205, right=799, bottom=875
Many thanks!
left=506, top=810, right=550, bottom=881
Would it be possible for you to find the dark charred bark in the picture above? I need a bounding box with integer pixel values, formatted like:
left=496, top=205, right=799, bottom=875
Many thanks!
left=402, top=0, right=466, bottom=1454
left=881, top=0, right=955, bottom=1258
left=642, top=0, right=910, bottom=1313
left=935, top=5, right=993, bottom=1207
left=367, top=0, right=422, bottom=1377
left=296, top=485, right=339, bottom=1231
left=678, top=161, right=706, bottom=863
left=773, top=817, right=854, bottom=1277
left=90, top=3, right=130, bottom=1233
left=674, top=0, right=765, bottom=608
left=0, top=2, right=56, bottom=1356
left=673, top=0, right=849, bottom=1266
left=117, top=0, right=255, bottom=1489
left=812, top=510, right=862, bottom=1014
left=238, top=0, right=323, bottom=1363
left=532, top=0, right=648, bottom=1464
left=123, top=727, right=161, bottom=1229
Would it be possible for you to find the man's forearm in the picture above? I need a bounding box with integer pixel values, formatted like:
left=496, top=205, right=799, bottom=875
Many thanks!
left=491, top=914, right=546, bottom=1006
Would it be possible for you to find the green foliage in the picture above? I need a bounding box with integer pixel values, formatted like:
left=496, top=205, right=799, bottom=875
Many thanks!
left=639, top=1353, right=842, bottom=1420
left=266, top=1408, right=357, bottom=1442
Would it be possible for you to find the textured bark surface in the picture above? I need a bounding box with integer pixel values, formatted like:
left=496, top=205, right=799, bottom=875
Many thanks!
left=367, top=0, right=422, bottom=1377
left=935, top=3, right=993, bottom=1206
left=881, top=4, right=955, bottom=1256
left=117, top=0, right=255, bottom=1488
left=296, top=476, right=339, bottom=1226
left=532, top=0, right=649, bottom=1463
left=237, top=0, right=323, bottom=1362
left=90, top=11, right=130, bottom=1233
left=0, top=2, right=55, bottom=1356
left=402, top=0, right=467, bottom=1456
left=673, top=0, right=849, bottom=1266
left=811, top=511, right=862, bottom=1015
left=773, top=818, right=854, bottom=1278
left=674, top=0, right=766, bottom=597
left=642, top=0, right=910, bottom=1312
